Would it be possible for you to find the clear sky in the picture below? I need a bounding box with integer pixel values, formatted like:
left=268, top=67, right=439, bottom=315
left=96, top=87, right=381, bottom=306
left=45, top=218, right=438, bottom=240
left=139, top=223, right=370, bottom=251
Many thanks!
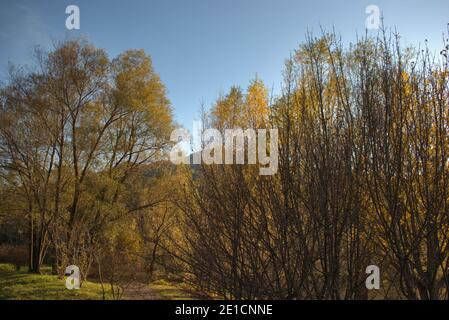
left=0, top=0, right=448, bottom=130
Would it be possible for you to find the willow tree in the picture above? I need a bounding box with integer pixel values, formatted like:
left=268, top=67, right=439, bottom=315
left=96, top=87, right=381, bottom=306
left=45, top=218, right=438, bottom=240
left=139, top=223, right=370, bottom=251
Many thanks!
left=0, top=39, right=174, bottom=276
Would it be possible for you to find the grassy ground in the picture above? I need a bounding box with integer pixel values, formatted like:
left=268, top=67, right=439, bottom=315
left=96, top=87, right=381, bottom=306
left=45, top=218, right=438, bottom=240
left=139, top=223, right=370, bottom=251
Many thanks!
left=0, top=263, right=193, bottom=300
left=0, top=264, right=109, bottom=300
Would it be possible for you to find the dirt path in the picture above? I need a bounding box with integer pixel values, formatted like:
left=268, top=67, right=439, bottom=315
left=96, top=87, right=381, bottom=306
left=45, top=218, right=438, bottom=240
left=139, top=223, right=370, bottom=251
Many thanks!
left=124, top=283, right=164, bottom=300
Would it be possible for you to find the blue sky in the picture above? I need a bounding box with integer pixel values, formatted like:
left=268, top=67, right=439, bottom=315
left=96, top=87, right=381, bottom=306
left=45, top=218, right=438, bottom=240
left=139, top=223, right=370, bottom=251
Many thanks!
left=0, top=0, right=448, bottom=130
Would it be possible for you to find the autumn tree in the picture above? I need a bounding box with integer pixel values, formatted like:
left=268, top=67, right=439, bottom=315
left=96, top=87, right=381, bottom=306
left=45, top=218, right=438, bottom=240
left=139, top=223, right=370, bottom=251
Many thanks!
left=0, top=39, right=175, bottom=279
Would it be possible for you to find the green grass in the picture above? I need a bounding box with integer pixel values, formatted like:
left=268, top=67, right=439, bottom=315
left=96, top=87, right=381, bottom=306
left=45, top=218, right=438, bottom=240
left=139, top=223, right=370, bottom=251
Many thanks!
left=0, top=264, right=109, bottom=300
left=0, top=263, right=195, bottom=300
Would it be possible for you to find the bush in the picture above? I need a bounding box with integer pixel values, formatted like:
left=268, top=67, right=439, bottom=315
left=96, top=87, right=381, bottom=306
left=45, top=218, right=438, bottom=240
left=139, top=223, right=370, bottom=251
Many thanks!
left=0, top=244, right=28, bottom=270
